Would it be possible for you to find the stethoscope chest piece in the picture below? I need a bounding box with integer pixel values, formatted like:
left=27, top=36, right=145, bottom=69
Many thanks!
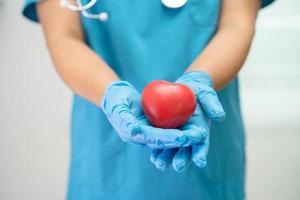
left=161, top=0, right=187, bottom=9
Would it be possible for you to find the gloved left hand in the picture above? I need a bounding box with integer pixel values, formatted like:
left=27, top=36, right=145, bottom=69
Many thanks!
left=149, top=71, right=225, bottom=171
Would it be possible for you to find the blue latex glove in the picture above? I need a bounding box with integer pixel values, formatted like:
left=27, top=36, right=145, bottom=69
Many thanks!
left=150, top=71, right=225, bottom=171
left=176, top=71, right=226, bottom=122
left=150, top=105, right=210, bottom=171
left=101, top=81, right=207, bottom=149
left=150, top=135, right=210, bottom=172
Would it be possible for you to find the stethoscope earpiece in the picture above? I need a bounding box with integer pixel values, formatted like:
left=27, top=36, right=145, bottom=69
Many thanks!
left=60, top=0, right=187, bottom=22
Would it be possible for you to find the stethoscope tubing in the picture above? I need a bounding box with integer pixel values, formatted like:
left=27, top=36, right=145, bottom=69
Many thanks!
left=60, top=0, right=187, bottom=21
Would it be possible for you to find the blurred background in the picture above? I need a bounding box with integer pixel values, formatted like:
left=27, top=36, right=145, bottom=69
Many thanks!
left=0, top=0, right=299, bottom=199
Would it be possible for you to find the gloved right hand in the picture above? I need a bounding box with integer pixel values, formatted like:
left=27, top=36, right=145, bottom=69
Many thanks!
left=101, top=81, right=205, bottom=148
left=149, top=71, right=226, bottom=171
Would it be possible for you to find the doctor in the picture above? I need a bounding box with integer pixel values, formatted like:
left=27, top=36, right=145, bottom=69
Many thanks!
left=23, top=0, right=274, bottom=199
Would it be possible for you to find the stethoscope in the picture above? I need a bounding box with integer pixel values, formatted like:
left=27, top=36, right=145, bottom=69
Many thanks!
left=60, top=0, right=187, bottom=22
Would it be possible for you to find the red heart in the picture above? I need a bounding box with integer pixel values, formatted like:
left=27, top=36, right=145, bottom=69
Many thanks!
left=142, top=80, right=196, bottom=129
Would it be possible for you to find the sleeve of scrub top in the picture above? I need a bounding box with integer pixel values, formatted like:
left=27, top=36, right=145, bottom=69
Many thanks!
left=261, top=0, right=276, bottom=8
left=22, top=0, right=43, bottom=22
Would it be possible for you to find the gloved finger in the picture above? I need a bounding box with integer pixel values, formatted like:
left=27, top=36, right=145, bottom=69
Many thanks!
left=110, top=104, right=142, bottom=137
left=192, top=133, right=210, bottom=168
left=197, top=86, right=226, bottom=122
left=153, top=149, right=177, bottom=171
left=140, top=124, right=201, bottom=149
left=172, top=147, right=191, bottom=172
left=150, top=149, right=163, bottom=163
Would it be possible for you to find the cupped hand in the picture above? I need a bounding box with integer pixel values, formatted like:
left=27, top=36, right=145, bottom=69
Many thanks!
left=150, top=106, right=211, bottom=171
left=101, top=81, right=209, bottom=148
left=150, top=71, right=226, bottom=171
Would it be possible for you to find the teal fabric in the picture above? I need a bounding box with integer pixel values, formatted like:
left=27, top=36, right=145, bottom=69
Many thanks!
left=22, top=0, right=275, bottom=199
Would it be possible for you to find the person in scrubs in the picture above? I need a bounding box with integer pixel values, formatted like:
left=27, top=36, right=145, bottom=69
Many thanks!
left=22, top=0, right=275, bottom=199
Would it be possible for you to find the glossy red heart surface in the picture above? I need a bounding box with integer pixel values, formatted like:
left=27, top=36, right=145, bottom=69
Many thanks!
left=142, top=80, right=196, bottom=129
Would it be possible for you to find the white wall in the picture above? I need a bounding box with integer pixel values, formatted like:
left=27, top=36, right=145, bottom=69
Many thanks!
left=0, top=1, right=70, bottom=199
left=241, top=1, right=300, bottom=199
left=0, top=1, right=299, bottom=200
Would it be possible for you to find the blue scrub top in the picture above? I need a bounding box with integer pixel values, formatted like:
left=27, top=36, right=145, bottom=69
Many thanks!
left=23, top=0, right=275, bottom=199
